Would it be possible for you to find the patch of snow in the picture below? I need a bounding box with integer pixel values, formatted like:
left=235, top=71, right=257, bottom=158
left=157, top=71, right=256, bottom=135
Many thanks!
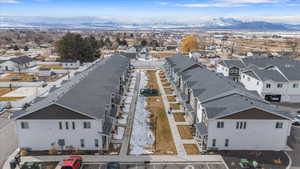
left=118, top=113, right=128, bottom=125
left=130, top=71, right=155, bottom=155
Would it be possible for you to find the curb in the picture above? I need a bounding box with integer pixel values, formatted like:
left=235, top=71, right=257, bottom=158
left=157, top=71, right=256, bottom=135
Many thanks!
left=284, top=151, right=292, bottom=169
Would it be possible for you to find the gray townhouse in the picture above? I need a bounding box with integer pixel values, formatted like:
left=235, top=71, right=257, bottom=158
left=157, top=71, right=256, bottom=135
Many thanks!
left=14, top=55, right=131, bottom=151
left=165, top=55, right=293, bottom=151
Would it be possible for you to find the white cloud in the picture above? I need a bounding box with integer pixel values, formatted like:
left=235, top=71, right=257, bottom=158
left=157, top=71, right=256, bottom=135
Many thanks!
left=176, top=0, right=283, bottom=8
left=0, top=0, right=20, bottom=3
left=156, top=1, right=169, bottom=5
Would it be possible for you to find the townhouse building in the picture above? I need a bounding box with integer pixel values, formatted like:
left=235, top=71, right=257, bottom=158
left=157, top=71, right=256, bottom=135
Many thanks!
left=165, top=55, right=293, bottom=151
left=14, top=54, right=130, bottom=151
left=216, top=57, right=300, bottom=103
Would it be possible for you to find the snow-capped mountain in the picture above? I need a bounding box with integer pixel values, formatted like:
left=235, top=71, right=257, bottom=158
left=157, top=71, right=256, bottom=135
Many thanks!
left=1, top=16, right=300, bottom=31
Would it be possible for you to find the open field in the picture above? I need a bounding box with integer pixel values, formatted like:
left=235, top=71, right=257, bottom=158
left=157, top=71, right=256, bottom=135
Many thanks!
left=177, top=125, right=193, bottom=139
left=173, top=113, right=186, bottom=122
left=184, top=144, right=201, bottom=155
left=167, top=96, right=177, bottom=102
left=145, top=70, right=177, bottom=155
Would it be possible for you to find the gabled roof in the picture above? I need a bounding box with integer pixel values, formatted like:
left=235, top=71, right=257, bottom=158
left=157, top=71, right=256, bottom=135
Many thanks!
left=15, top=54, right=129, bottom=120
left=220, top=59, right=245, bottom=68
left=10, top=56, right=35, bottom=64
left=202, top=93, right=293, bottom=120
left=243, top=68, right=288, bottom=82
left=166, top=54, right=197, bottom=74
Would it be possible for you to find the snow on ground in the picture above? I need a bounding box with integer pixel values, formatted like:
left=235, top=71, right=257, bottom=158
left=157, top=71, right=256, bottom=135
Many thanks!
left=130, top=71, right=155, bottom=155
left=113, top=126, right=125, bottom=140
left=118, top=113, right=128, bottom=125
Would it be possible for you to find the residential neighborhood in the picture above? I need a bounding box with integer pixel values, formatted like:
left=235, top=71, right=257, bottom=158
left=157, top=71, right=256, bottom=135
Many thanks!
left=1, top=3, right=300, bottom=168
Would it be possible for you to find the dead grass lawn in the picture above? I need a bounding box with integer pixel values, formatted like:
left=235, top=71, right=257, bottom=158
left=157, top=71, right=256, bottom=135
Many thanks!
left=184, top=144, right=201, bottom=155
left=145, top=70, right=177, bottom=155
left=177, top=125, right=193, bottom=139
left=164, top=88, right=174, bottom=95
left=170, top=103, right=181, bottom=110
left=173, top=113, right=186, bottom=122
left=167, top=96, right=176, bottom=102
left=0, top=88, right=16, bottom=96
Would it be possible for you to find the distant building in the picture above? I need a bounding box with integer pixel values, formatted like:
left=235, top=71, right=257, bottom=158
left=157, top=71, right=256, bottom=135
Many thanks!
left=0, top=56, right=36, bottom=72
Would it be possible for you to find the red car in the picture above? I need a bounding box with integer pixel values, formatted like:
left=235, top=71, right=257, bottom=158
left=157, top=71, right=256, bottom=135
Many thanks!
left=61, top=156, right=83, bottom=169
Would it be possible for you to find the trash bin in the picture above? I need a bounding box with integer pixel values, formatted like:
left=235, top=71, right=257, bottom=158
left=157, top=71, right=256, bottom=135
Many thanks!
left=9, top=159, right=16, bottom=169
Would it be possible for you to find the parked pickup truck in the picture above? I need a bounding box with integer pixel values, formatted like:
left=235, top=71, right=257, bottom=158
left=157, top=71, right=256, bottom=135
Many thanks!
left=61, top=156, right=83, bottom=169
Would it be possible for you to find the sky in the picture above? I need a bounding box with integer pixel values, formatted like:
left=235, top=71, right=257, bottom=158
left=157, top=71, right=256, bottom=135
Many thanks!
left=1, top=0, right=300, bottom=24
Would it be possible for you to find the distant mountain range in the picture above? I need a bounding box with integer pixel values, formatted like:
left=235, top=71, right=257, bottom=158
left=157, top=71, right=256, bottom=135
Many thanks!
left=1, top=16, right=300, bottom=31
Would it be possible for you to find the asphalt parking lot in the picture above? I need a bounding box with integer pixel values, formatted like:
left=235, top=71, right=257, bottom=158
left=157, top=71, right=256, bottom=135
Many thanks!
left=82, top=163, right=227, bottom=169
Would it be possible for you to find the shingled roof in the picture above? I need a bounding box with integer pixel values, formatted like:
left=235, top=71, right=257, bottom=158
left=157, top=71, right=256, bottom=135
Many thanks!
left=15, top=54, right=129, bottom=120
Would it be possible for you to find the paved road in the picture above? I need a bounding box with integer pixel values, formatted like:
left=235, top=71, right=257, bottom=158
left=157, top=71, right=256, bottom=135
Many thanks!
left=82, top=162, right=227, bottom=169
left=288, top=137, right=300, bottom=169
left=120, top=71, right=141, bottom=156
left=0, top=120, right=17, bottom=168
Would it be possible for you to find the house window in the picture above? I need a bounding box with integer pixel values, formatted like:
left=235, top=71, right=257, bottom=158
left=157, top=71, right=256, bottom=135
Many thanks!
left=212, top=139, right=216, bottom=147
left=80, top=139, right=85, bottom=148
left=72, top=122, right=75, bottom=130
left=293, top=83, right=299, bottom=88
left=95, top=139, right=99, bottom=147
left=236, top=121, right=247, bottom=129
left=277, top=83, right=283, bottom=88
left=65, top=122, right=69, bottom=130
left=276, top=122, right=283, bottom=129
left=225, top=139, right=229, bottom=147
left=217, top=121, right=224, bottom=128
left=257, top=81, right=259, bottom=86
left=21, top=122, right=29, bottom=129
left=59, top=122, right=62, bottom=130
left=266, top=84, right=271, bottom=88
left=247, top=77, right=250, bottom=81
left=243, top=75, right=245, bottom=79
left=83, top=122, right=91, bottom=129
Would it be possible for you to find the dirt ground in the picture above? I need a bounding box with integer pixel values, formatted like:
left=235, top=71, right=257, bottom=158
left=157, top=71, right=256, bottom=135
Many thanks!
left=0, top=97, right=25, bottom=101
left=177, top=125, right=193, bottom=139
left=167, top=96, right=177, bottom=102
left=170, top=103, right=181, bottom=110
left=145, top=70, right=177, bottom=155
left=184, top=144, right=201, bottom=155
left=0, top=88, right=16, bottom=96
left=0, top=73, right=36, bottom=82
left=173, top=113, right=186, bottom=122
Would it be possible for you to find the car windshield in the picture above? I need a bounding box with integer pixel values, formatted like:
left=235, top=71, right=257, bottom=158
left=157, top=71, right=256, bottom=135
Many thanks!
left=61, top=166, right=73, bottom=169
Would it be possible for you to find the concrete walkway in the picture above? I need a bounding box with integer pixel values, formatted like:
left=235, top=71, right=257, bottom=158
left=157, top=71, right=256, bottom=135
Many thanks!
left=120, top=71, right=141, bottom=156
left=155, top=71, right=187, bottom=156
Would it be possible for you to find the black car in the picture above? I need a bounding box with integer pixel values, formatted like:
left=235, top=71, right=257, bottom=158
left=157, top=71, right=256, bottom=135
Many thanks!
left=106, top=162, right=120, bottom=169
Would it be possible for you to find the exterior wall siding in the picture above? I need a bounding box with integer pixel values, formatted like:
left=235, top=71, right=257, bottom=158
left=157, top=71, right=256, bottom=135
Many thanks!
left=207, top=119, right=291, bottom=150
left=16, top=119, right=103, bottom=151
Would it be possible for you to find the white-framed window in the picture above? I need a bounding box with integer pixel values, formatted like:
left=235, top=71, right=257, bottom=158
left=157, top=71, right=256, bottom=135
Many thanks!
left=266, top=83, right=271, bottom=88
left=277, top=83, right=283, bottom=88
left=225, top=139, right=229, bottom=147
left=65, top=122, right=69, bottom=130
left=95, top=139, right=99, bottom=147
left=293, top=83, right=299, bottom=88
left=257, top=81, right=259, bottom=86
left=80, top=139, right=85, bottom=148
left=217, top=121, right=224, bottom=128
left=247, top=77, right=251, bottom=81
left=21, top=121, right=29, bottom=129
left=212, top=139, right=216, bottom=147
left=83, top=121, right=91, bottom=129
left=276, top=122, right=283, bottom=129
left=59, top=122, right=62, bottom=130
left=72, top=122, right=75, bottom=130
left=236, top=121, right=247, bottom=129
